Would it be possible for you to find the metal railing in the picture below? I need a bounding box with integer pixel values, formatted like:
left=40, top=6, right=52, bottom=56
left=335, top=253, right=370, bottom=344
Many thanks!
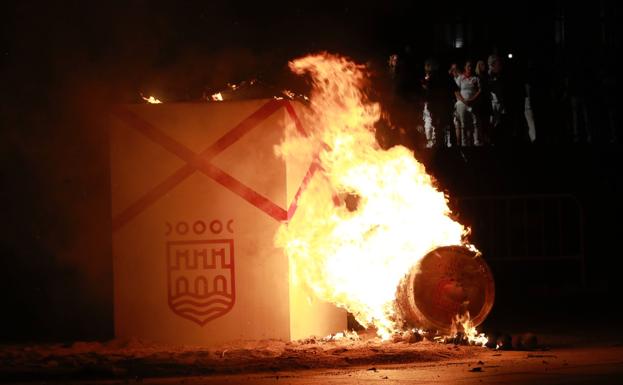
left=453, top=194, right=586, bottom=287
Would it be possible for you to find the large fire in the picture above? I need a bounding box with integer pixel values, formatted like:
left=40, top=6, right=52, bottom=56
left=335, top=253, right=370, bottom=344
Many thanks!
left=275, top=53, right=473, bottom=340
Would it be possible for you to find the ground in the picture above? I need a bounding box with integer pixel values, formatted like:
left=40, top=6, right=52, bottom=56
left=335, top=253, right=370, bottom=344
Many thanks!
left=154, top=346, right=623, bottom=385
left=2, top=330, right=622, bottom=385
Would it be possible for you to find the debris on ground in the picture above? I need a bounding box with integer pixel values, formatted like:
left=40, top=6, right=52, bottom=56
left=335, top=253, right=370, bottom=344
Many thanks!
left=0, top=331, right=478, bottom=381
left=483, top=331, right=542, bottom=351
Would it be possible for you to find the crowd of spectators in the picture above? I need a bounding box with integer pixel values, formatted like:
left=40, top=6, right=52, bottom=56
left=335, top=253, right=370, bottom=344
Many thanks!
left=381, top=51, right=619, bottom=149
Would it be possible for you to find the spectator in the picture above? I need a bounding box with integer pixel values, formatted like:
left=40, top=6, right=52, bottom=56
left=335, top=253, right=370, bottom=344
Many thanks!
left=487, top=54, right=509, bottom=144
left=454, top=60, right=482, bottom=146
left=487, top=54, right=528, bottom=143
left=418, top=58, right=455, bottom=148
left=568, top=69, right=592, bottom=144
left=474, top=60, right=492, bottom=145
left=523, top=60, right=537, bottom=143
left=447, top=63, right=461, bottom=147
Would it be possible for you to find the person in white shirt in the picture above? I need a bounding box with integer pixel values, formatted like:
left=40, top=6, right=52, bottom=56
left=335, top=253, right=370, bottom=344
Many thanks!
left=454, top=60, right=482, bottom=146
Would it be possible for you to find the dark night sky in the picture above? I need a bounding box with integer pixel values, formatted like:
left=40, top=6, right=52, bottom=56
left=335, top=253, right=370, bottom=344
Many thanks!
left=1, top=1, right=621, bottom=342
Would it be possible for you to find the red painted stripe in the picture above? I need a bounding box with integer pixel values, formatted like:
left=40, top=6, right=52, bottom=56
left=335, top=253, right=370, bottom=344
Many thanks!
left=112, top=107, right=197, bottom=161
left=112, top=99, right=284, bottom=166
left=200, top=162, right=287, bottom=221
left=111, top=100, right=288, bottom=231
left=283, top=100, right=307, bottom=136
left=111, top=99, right=315, bottom=230
left=112, top=164, right=195, bottom=231
left=287, top=162, right=320, bottom=220
left=201, top=99, right=284, bottom=158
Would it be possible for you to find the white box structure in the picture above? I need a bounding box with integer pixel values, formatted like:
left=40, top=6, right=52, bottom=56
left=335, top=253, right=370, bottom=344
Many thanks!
left=110, top=99, right=346, bottom=345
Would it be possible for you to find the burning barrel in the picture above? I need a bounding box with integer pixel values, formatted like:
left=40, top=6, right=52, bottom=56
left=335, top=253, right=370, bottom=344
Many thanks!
left=396, top=246, right=495, bottom=333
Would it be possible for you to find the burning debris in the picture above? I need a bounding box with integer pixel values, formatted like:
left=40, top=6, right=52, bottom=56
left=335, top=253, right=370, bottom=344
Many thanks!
left=141, top=95, right=163, bottom=104
left=210, top=92, right=224, bottom=101
left=281, top=89, right=296, bottom=100
left=323, top=330, right=361, bottom=342
left=485, top=332, right=539, bottom=350
left=204, top=79, right=309, bottom=103
left=275, top=52, right=492, bottom=341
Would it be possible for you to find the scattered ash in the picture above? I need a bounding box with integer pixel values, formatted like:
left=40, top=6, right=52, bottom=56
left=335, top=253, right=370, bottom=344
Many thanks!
left=431, top=330, right=545, bottom=352
left=0, top=330, right=477, bottom=381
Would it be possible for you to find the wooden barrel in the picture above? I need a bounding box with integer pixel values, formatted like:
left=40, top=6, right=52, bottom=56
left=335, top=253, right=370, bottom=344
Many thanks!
left=395, top=245, right=495, bottom=333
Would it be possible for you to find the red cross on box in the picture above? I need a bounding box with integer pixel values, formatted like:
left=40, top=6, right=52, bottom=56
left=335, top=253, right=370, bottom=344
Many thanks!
left=111, top=99, right=317, bottom=232
left=109, top=99, right=345, bottom=346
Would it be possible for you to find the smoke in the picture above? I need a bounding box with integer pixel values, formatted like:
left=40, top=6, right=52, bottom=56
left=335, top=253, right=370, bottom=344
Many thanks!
left=0, top=1, right=435, bottom=342
left=0, top=2, right=289, bottom=342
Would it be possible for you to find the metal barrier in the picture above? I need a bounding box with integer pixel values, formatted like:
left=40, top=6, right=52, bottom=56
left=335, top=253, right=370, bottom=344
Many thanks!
left=453, top=194, right=586, bottom=287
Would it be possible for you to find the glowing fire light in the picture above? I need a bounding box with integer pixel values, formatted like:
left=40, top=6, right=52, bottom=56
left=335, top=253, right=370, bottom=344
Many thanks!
left=452, top=312, right=488, bottom=346
left=142, top=95, right=162, bottom=104
left=211, top=92, right=224, bottom=101
left=282, top=89, right=296, bottom=99
left=275, top=53, right=473, bottom=340
left=324, top=330, right=360, bottom=342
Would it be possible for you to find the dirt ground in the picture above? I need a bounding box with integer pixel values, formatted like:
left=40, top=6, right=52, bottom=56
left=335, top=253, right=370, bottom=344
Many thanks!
left=150, top=345, right=623, bottom=385
left=0, top=331, right=472, bottom=380
left=2, top=330, right=622, bottom=385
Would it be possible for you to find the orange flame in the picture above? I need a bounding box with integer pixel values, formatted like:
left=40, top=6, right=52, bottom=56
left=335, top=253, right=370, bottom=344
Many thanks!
left=142, top=95, right=162, bottom=104
left=275, top=53, right=470, bottom=339
left=452, top=312, right=489, bottom=346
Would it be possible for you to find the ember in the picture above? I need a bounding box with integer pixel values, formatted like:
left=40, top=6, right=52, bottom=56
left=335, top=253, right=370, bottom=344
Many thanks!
left=141, top=95, right=162, bottom=104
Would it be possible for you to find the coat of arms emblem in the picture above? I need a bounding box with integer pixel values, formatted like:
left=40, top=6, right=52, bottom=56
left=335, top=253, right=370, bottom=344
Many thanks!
left=166, top=240, right=235, bottom=325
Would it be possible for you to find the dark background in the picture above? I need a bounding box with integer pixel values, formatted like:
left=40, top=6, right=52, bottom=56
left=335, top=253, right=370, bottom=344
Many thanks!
left=1, top=0, right=621, bottom=342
